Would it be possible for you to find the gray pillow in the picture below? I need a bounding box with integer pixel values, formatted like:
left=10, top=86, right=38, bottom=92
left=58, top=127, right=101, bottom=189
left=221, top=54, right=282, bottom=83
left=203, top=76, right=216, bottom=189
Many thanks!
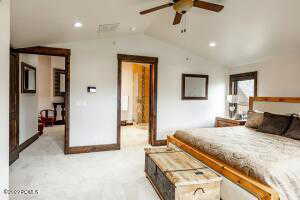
left=245, top=111, right=264, bottom=129
left=257, top=112, right=292, bottom=135
left=285, top=117, right=300, bottom=140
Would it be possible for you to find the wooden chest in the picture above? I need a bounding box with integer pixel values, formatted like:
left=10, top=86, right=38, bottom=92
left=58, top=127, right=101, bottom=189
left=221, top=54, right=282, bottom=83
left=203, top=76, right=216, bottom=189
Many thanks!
left=145, top=147, right=221, bottom=200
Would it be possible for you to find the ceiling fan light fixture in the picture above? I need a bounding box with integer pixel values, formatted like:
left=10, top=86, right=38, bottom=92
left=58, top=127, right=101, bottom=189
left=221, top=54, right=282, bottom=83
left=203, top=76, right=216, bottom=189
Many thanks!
left=130, top=27, right=136, bottom=32
left=173, top=0, right=193, bottom=13
left=139, top=0, right=224, bottom=25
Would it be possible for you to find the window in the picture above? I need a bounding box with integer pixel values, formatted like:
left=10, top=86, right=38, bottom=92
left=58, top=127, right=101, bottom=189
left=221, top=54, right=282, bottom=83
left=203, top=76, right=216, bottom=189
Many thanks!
left=229, top=72, right=257, bottom=114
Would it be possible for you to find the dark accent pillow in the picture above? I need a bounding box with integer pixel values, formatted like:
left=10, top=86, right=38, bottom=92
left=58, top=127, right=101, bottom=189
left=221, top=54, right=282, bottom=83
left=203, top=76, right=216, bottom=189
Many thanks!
left=245, top=111, right=264, bottom=129
left=257, top=112, right=292, bottom=135
left=285, top=117, right=300, bottom=140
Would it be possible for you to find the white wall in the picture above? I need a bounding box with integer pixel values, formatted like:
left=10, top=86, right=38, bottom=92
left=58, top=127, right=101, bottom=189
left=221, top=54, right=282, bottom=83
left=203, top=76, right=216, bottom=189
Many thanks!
left=49, top=34, right=227, bottom=146
left=0, top=0, right=10, bottom=199
left=19, top=54, right=39, bottom=144
left=229, top=52, right=300, bottom=97
left=37, top=56, right=52, bottom=110
left=121, top=62, right=134, bottom=122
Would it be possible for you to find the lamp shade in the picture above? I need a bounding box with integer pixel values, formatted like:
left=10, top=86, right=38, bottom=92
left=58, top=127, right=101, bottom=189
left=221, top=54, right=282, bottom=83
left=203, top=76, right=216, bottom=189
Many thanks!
left=227, top=95, right=239, bottom=103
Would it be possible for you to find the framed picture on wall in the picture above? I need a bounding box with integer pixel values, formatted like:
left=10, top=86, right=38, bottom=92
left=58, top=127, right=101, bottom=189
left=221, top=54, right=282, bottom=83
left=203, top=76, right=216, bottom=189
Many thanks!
left=181, top=73, right=209, bottom=100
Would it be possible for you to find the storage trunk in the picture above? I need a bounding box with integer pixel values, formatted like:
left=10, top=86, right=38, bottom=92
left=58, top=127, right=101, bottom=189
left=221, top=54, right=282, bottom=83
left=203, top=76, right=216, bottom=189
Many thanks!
left=145, top=147, right=221, bottom=200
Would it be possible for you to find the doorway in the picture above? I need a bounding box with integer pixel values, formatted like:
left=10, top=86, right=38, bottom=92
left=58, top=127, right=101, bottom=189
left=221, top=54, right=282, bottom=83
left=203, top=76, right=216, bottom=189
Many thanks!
left=9, top=46, right=71, bottom=165
left=120, top=62, right=150, bottom=147
left=117, top=54, right=165, bottom=147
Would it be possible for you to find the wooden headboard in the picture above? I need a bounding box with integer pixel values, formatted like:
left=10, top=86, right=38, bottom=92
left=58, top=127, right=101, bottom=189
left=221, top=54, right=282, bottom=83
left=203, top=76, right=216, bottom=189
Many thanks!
left=249, top=97, right=300, bottom=111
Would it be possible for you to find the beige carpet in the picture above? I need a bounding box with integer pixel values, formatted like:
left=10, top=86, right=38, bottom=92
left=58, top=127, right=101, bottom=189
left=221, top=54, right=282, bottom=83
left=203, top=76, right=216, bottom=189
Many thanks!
left=9, top=125, right=159, bottom=200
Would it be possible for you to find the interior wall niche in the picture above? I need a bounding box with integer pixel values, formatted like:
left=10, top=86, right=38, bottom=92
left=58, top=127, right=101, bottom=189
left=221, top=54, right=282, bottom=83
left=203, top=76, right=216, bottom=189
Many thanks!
left=53, top=68, right=66, bottom=96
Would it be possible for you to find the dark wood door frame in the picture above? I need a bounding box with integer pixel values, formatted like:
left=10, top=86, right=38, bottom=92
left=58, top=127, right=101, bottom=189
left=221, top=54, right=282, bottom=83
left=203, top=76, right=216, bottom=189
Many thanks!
left=14, top=46, right=71, bottom=154
left=9, top=51, right=20, bottom=165
left=117, top=54, right=166, bottom=146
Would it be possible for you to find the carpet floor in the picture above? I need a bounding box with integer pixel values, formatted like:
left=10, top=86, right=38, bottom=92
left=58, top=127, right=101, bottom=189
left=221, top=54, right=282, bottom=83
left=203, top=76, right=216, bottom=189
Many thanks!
left=9, top=125, right=159, bottom=200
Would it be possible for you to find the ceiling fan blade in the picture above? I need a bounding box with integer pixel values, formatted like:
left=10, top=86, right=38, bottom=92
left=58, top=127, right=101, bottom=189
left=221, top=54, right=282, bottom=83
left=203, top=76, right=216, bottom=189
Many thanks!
left=193, top=0, right=224, bottom=12
left=173, top=12, right=183, bottom=25
left=140, top=3, right=174, bottom=15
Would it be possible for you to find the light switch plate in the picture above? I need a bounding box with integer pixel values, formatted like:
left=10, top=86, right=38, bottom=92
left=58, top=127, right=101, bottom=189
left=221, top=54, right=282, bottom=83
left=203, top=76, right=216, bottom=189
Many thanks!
left=87, top=86, right=96, bottom=93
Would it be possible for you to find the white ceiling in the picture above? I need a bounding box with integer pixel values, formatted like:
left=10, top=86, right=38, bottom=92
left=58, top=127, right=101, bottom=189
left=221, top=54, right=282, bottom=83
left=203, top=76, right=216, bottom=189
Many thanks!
left=11, top=0, right=300, bottom=66
left=11, top=0, right=164, bottom=47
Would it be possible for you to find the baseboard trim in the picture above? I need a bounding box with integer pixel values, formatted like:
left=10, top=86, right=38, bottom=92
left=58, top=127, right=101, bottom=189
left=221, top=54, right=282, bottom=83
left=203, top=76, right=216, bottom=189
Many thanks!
left=9, top=148, right=19, bottom=166
left=153, top=139, right=167, bottom=146
left=19, top=133, right=39, bottom=152
left=67, top=143, right=120, bottom=154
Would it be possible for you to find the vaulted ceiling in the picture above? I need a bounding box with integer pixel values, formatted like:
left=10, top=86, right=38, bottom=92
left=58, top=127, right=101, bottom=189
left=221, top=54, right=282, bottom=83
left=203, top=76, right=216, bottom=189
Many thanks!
left=11, top=0, right=300, bottom=66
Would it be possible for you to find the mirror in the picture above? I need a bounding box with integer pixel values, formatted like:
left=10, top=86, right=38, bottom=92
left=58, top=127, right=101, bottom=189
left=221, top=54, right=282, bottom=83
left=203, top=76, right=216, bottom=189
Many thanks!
left=54, top=69, right=66, bottom=96
left=21, top=62, right=36, bottom=93
left=182, top=74, right=209, bottom=100
left=60, top=73, right=66, bottom=93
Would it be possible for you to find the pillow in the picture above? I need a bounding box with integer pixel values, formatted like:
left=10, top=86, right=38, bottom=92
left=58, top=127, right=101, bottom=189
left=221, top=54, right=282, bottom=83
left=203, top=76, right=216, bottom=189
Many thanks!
left=257, top=112, right=293, bottom=135
left=285, top=117, right=300, bottom=140
left=245, top=111, right=264, bottom=129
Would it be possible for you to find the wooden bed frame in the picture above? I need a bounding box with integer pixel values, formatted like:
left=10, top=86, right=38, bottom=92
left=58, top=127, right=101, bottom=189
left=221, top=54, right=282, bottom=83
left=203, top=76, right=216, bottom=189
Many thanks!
left=168, top=97, right=300, bottom=200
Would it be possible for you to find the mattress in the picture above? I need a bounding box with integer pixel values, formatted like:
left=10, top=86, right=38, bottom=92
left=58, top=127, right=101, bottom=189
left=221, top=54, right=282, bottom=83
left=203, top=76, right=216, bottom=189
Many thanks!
left=174, top=126, right=300, bottom=200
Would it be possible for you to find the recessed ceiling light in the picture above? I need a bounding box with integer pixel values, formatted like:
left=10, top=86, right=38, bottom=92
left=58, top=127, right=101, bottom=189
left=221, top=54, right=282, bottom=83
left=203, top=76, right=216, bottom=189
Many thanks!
left=73, top=22, right=83, bottom=28
left=130, top=27, right=136, bottom=32
left=209, top=41, right=217, bottom=47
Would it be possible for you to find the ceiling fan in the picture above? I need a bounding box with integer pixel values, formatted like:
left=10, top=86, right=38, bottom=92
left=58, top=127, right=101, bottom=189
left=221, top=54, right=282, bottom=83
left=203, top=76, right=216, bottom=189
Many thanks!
left=139, top=0, right=224, bottom=25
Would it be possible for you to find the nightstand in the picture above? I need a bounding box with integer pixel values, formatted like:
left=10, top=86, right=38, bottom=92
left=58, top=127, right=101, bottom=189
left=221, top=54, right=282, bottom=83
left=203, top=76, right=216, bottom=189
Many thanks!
left=215, top=117, right=246, bottom=127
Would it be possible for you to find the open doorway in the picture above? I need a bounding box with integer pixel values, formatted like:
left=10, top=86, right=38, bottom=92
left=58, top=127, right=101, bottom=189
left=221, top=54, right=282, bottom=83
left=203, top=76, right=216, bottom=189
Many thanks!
left=117, top=54, right=165, bottom=147
left=37, top=55, right=66, bottom=151
left=9, top=47, right=71, bottom=165
left=120, top=62, right=150, bottom=147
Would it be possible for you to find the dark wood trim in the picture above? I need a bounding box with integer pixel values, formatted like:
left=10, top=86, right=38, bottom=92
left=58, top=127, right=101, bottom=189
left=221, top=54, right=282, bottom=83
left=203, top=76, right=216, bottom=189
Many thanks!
left=181, top=74, right=209, bottom=100
left=117, top=54, right=164, bottom=146
left=19, top=133, right=39, bottom=152
left=68, top=144, right=120, bottom=154
left=16, top=46, right=71, bottom=57
left=9, top=149, right=19, bottom=165
left=249, top=96, right=300, bottom=111
left=64, top=55, right=71, bottom=154
left=152, top=139, right=167, bottom=146
left=117, top=54, right=158, bottom=64
left=9, top=51, right=20, bottom=165
left=21, top=62, right=37, bottom=93
left=15, top=46, right=71, bottom=154
left=229, top=71, right=258, bottom=96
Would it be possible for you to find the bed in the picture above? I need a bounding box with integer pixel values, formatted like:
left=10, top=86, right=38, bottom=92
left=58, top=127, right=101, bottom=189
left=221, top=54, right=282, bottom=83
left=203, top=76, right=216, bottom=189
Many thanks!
left=168, top=97, right=300, bottom=200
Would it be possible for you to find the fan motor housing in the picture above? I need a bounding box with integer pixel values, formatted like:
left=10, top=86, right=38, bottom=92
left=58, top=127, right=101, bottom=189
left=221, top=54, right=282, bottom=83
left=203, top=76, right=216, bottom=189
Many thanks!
left=173, top=0, right=193, bottom=13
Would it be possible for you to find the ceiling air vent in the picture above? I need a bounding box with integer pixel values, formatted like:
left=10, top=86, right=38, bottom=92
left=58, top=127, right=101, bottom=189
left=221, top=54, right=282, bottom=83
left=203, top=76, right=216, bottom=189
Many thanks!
left=97, top=23, right=120, bottom=33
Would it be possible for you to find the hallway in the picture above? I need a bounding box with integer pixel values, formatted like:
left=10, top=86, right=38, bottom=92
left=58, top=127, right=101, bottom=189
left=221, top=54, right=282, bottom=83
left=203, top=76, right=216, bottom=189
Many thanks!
left=9, top=126, right=159, bottom=200
left=121, top=125, right=148, bottom=148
